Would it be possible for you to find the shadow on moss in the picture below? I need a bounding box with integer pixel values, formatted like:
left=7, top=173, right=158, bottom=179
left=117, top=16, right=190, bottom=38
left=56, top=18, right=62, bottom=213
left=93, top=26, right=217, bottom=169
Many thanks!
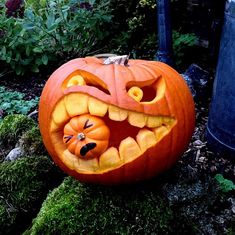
left=0, top=156, right=65, bottom=235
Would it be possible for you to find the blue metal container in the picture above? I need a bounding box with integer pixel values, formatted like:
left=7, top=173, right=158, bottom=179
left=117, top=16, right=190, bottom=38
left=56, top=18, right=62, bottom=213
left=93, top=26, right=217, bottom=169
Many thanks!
left=155, top=0, right=173, bottom=65
left=206, top=1, right=235, bottom=154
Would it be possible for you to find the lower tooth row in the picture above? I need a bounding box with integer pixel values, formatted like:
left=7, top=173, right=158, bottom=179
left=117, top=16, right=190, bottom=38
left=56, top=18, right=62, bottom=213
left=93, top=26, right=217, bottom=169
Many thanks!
left=61, top=126, right=169, bottom=173
left=50, top=94, right=173, bottom=172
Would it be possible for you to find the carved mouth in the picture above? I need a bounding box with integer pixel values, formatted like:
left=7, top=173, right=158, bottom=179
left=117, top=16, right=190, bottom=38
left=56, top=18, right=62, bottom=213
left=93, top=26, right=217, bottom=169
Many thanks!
left=50, top=93, right=176, bottom=174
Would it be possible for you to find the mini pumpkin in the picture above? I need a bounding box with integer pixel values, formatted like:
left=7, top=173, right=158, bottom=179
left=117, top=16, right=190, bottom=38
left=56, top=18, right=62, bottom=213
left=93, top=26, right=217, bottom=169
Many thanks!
left=39, top=56, right=195, bottom=184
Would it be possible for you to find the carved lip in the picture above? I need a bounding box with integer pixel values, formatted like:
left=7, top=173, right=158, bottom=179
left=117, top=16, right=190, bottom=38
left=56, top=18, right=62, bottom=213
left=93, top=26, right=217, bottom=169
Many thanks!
left=49, top=93, right=176, bottom=174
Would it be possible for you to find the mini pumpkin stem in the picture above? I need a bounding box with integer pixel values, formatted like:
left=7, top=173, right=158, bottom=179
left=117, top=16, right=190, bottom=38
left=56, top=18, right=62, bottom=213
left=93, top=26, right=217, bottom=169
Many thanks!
left=103, top=55, right=129, bottom=66
left=77, top=133, right=86, bottom=141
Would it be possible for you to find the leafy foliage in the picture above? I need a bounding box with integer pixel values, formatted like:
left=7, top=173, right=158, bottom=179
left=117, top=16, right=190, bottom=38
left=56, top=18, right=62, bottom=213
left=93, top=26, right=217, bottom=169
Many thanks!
left=107, top=0, right=157, bottom=58
left=173, top=31, right=198, bottom=68
left=0, top=0, right=112, bottom=75
left=215, top=174, right=235, bottom=193
left=0, top=86, right=39, bottom=119
left=25, top=177, right=174, bottom=235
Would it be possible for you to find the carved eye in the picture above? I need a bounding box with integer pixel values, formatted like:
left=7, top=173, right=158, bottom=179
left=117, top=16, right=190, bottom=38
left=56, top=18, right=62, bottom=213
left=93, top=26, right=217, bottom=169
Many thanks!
left=62, top=70, right=110, bottom=95
left=127, top=77, right=166, bottom=103
left=128, top=86, right=143, bottom=102
left=67, top=75, right=86, bottom=87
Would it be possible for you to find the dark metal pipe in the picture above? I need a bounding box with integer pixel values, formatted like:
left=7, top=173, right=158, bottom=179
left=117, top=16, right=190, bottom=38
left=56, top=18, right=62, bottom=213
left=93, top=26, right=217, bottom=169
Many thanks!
left=155, top=0, right=173, bottom=66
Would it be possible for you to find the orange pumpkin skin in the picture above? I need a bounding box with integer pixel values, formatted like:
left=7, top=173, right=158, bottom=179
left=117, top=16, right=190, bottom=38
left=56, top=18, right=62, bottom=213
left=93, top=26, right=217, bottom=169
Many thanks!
left=39, top=57, right=195, bottom=185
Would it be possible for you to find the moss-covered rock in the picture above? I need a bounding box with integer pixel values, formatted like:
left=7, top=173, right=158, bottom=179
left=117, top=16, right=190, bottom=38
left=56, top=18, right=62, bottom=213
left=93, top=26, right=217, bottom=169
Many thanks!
left=26, top=177, right=174, bottom=235
left=0, top=114, right=36, bottom=159
left=0, top=155, right=64, bottom=235
left=19, top=126, right=47, bottom=156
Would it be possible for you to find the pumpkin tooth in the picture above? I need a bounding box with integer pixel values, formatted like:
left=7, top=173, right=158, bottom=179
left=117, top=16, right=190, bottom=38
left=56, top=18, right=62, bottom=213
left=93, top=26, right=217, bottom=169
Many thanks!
left=108, top=105, right=128, bottom=121
left=77, top=157, right=99, bottom=172
left=153, top=126, right=169, bottom=141
left=50, top=119, right=60, bottom=132
left=136, top=129, right=157, bottom=153
left=162, top=117, right=176, bottom=127
left=64, top=93, right=88, bottom=117
left=146, top=116, right=164, bottom=128
left=128, top=111, right=146, bottom=128
left=99, top=147, right=121, bottom=169
left=88, top=97, right=108, bottom=117
left=119, top=137, right=142, bottom=162
left=62, top=150, right=80, bottom=170
left=52, top=98, right=69, bottom=125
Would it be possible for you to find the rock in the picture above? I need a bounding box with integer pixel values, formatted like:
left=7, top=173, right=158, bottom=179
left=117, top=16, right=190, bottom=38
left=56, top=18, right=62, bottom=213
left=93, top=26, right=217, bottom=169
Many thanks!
left=5, top=147, right=24, bottom=161
left=181, top=63, right=210, bottom=100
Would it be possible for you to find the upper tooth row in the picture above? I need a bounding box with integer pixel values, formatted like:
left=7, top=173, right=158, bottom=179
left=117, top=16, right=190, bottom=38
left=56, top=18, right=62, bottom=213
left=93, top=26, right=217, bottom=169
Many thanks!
left=52, top=93, right=174, bottom=129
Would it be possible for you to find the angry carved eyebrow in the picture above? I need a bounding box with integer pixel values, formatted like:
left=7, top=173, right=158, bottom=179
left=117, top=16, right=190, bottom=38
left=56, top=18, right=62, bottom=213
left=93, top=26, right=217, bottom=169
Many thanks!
left=83, top=119, right=93, bottom=129
left=64, top=135, right=73, bottom=143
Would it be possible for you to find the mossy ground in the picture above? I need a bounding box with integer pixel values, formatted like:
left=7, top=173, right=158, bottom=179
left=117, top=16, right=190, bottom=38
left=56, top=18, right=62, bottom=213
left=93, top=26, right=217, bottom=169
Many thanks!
left=0, top=114, right=36, bottom=159
left=0, top=156, right=64, bottom=235
left=19, top=125, right=47, bottom=156
left=25, top=177, right=175, bottom=235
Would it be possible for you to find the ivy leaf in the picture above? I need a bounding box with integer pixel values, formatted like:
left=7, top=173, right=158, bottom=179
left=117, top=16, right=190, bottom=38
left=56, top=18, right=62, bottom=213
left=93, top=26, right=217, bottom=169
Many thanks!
left=1, top=102, right=11, bottom=110
left=22, top=23, right=35, bottom=30
left=41, top=54, right=48, bottom=65
left=21, top=106, right=30, bottom=114
left=33, top=47, right=43, bottom=53
left=46, top=13, right=55, bottom=29
left=25, top=9, right=35, bottom=20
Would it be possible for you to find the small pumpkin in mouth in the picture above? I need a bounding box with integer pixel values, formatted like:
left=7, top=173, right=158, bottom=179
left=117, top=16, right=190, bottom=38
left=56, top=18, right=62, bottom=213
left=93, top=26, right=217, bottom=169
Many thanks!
left=39, top=56, right=195, bottom=185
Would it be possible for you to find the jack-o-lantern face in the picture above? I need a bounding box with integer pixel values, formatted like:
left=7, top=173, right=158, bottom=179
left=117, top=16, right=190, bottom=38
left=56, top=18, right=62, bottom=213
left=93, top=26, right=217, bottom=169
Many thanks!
left=39, top=56, right=195, bottom=184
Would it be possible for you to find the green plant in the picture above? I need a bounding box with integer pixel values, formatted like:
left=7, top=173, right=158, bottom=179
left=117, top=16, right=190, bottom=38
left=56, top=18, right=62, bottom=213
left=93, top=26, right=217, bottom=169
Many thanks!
left=172, top=31, right=198, bottom=68
left=214, top=174, right=235, bottom=193
left=0, top=0, right=112, bottom=75
left=0, top=86, right=39, bottom=119
left=25, top=177, right=174, bottom=235
left=0, top=155, right=64, bottom=235
left=106, top=0, right=157, bottom=58
left=25, top=0, right=47, bottom=9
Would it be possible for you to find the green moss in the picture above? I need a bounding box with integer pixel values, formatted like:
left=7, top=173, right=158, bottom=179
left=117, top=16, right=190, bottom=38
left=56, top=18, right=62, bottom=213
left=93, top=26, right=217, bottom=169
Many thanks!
left=0, top=155, right=64, bottom=235
left=26, top=177, right=174, bottom=235
left=19, top=126, right=47, bottom=156
left=0, top=114, right=36, bottom=159
left=0, top=200, right=18, bottom=234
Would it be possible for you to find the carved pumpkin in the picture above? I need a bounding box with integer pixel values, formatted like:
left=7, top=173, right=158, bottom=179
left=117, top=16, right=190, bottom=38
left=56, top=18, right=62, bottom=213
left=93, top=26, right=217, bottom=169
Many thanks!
left=39, top=56, right=195, bottom=184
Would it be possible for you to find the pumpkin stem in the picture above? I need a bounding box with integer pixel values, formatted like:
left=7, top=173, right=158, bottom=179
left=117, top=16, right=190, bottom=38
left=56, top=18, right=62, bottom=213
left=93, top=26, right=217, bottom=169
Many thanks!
left=103, top=55, right=129, bottom=66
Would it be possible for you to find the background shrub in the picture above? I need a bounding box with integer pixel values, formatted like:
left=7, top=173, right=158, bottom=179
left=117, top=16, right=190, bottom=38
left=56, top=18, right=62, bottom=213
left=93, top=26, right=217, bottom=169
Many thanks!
left=0, top=0, right=113, bottom=75
left=0, top=0, right=226, bottom=76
